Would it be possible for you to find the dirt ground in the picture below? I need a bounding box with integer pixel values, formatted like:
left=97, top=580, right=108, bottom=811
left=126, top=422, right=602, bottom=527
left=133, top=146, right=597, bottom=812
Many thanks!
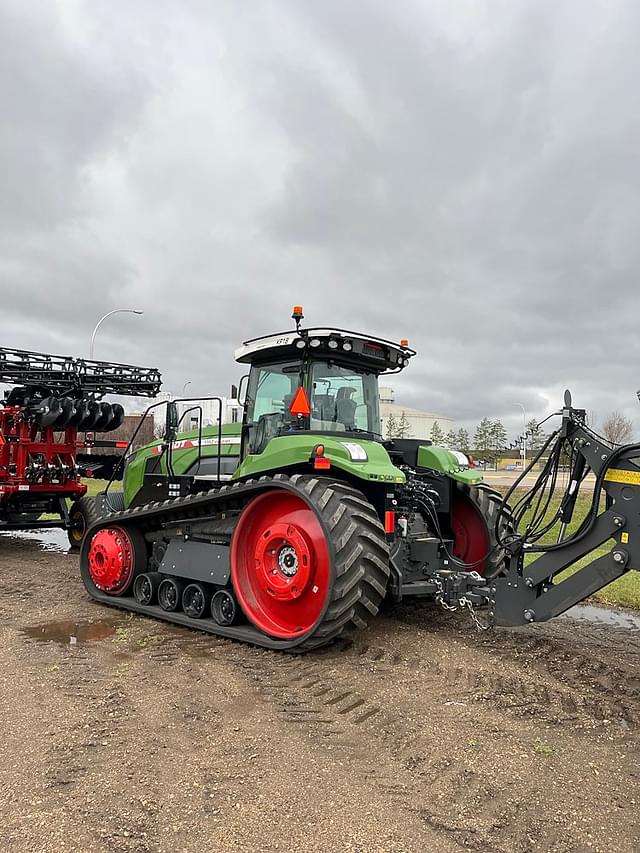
left=0, top=532, right=638, bottom=853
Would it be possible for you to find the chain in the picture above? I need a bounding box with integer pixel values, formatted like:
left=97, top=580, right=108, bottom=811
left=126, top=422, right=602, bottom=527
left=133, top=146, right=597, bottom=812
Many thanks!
left=434, top=577, right=458, bottom=611
left=459, top=596, right=490, bottom=631
left=434, top=576, right=490, bottom=630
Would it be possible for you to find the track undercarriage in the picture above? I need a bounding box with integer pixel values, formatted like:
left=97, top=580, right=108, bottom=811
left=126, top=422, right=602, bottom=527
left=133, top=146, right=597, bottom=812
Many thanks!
left=81, top=474, right=391, bottom=652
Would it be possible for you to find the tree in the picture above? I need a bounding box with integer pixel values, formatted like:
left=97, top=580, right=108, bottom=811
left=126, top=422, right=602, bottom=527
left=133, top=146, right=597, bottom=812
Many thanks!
left=602, top=411, right=633, bottom=445
left=489, top=420, right=507, bottom=456
left=444, top=429, right=457, bottom=449
left=430, top=420, right=444, bottom=445
left=525, top=418, right=546, bottom=456
left=456, top=428, right=470, bottom=453
left=397, top=410, right=412, bottom=439
left=473, top=418, right=493, bottom=455
left=386, top=412, right=398, bottom=439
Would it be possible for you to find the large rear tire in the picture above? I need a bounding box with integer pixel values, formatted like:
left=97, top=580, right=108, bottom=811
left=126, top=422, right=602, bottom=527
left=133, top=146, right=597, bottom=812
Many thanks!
left=231, top=475, right=389, bottom=650
left=452, top=483, right=515, bottom=579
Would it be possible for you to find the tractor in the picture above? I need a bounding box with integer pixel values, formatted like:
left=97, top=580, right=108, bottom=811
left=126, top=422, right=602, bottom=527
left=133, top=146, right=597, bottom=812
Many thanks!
left=78, top=308, right=640, bottom=651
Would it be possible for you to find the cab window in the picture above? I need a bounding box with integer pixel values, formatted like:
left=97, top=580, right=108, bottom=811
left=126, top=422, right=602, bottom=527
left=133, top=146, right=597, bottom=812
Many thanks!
left=245, top=360, right=301, bottom=453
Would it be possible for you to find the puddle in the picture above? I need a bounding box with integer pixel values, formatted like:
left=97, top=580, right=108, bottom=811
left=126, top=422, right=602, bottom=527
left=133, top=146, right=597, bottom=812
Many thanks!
left=562, top=603, right=640, bottom=631
left=0, top=528, right=69, bottom=553
left=22, top=618, right=123, bottom=646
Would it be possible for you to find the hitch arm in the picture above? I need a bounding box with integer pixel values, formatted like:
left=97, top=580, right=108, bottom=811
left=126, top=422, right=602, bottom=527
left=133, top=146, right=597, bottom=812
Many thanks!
left=491, top=512, right=629, bottom=627
left=490, top=413, right=640, bottom=626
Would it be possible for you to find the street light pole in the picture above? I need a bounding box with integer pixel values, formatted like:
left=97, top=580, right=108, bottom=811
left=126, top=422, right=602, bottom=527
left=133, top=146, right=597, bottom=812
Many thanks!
left=182, top=381, right=192, bottom=397
left=514, top=402, right=526, bottom=470
left=90, top=309, right=144, bottom=360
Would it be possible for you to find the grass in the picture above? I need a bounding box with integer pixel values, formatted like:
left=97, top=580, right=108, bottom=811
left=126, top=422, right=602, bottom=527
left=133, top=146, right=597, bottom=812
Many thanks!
left=496, top=487, right=640, bottom=611
left=39, top=478, right=121, bottom=520
left=84, top=478, right=122, bottom=496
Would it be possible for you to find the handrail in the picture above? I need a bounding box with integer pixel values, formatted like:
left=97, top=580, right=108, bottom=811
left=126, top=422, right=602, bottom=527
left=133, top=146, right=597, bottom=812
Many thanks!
left=103, top=396, right=225, bottom=509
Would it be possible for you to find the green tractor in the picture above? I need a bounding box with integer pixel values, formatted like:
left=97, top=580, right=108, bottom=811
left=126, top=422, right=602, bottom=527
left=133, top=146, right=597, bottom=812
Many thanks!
left=79, top=309, right=639, bottom=650
left=78, top=307, right=509, bottom=649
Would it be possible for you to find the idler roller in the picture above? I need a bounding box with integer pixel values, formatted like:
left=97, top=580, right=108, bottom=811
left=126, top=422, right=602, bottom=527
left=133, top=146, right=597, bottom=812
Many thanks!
left=210, top=589, right=239, bottom=626
left=182, top=583, right=211, bottom=619
left=133, top=572, right=161, bottom=606
left=158, top=577, right=185, bottom=612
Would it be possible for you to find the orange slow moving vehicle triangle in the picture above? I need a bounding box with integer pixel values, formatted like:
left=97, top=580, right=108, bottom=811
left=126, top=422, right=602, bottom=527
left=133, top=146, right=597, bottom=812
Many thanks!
left=289, top=386, right=311, bottom=417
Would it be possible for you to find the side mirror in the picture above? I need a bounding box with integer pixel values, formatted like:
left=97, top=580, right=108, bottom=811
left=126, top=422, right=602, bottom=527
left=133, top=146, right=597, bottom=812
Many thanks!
left=237, top=374, right=249, bottom=407
left=165, top=400, right=179, bottom=441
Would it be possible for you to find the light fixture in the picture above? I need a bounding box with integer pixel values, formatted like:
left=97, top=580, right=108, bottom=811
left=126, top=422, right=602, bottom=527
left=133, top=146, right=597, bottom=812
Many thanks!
left=295, top=339, right=306, bottom=349
left=342, top=341, right=353, bottom=351
left=309, top=338, right=321, bottom=348
left=328, top=339, right=338, bottom=349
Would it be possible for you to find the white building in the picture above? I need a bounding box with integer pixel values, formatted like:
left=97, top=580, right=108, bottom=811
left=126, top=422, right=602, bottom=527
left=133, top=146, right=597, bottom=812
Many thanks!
left=379, top=386, right=453, bottom=442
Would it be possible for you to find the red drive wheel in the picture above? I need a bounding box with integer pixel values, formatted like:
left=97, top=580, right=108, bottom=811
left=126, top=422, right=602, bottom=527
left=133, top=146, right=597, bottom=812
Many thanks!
left=87, top=526, right=138, bottom=595
left=450, top=493, right=491, bottom=574
left=231, top=490, right=331, bottom=639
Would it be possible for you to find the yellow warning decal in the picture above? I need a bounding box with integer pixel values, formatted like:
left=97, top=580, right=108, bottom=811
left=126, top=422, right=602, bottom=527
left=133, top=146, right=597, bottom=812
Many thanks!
left=604, top=468, right=640, bottom=486
left=621, top=532, right=629, bottom=544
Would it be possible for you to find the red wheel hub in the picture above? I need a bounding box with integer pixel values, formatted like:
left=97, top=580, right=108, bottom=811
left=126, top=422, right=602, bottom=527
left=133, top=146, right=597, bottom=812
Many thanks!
left=87, top=526, right=135, bottom=594
left=451, top=494, right=490, bottom=574
left=231, top=491, right=331, bottom=638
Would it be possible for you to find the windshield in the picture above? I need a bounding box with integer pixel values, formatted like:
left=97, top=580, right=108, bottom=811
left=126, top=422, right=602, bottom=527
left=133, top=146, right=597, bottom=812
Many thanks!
left=310, top=362, right=381, bottom=435
left=243, top=359, right=382, bottom=454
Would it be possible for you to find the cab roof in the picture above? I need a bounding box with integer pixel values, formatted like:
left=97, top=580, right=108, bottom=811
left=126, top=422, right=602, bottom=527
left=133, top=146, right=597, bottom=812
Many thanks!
left=235, top=327, right=416, bottom=373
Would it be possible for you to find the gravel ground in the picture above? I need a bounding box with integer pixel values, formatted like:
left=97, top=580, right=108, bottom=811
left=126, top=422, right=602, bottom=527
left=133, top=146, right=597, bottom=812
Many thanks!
left=0, top=530, right=638, bottom=853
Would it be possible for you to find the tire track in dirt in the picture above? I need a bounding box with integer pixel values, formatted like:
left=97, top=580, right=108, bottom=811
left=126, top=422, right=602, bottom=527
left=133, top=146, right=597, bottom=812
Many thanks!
left=202, top=614, right=640, bottom=853
left=392, top=603, right=640, bottom=728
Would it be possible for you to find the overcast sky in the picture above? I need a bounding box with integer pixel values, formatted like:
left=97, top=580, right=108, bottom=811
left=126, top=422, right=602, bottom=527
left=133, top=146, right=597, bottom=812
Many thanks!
left=1, top=0, right=639, bottom=439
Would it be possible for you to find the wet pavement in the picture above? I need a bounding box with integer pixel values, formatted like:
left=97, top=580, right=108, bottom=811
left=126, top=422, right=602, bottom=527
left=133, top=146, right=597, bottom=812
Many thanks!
left=561, top=602, right=640, bottom=630
left=0, top=527, right=69, bottom=553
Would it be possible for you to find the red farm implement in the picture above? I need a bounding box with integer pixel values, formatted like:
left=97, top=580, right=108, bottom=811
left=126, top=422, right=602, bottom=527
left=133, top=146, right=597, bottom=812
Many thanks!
left=0, top=346, right=160, bottom=544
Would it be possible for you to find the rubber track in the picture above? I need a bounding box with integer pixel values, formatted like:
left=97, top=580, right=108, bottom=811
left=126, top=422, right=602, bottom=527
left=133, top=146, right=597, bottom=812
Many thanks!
left=80, top=474, right=390, bottom=652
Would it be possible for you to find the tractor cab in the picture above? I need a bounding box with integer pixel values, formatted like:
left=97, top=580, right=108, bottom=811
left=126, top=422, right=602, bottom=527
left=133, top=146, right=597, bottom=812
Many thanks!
left=234, top=307, right=415, bottom=458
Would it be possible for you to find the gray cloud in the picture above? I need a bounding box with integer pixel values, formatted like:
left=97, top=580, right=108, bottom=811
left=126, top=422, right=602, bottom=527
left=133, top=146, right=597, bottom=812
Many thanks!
left=1, top=0, right=639, bottom=440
